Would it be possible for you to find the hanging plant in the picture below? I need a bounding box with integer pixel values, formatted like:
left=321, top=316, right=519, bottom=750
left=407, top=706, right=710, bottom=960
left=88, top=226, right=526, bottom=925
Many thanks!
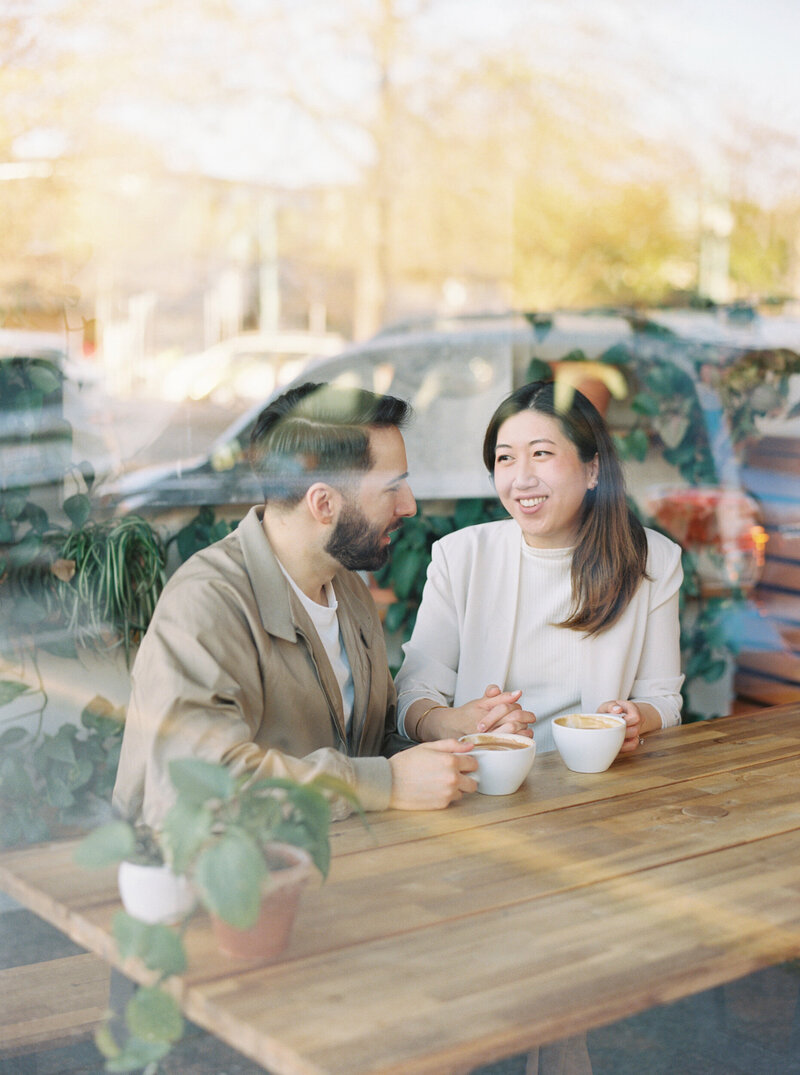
left=54, top=507, right=167, bottom=664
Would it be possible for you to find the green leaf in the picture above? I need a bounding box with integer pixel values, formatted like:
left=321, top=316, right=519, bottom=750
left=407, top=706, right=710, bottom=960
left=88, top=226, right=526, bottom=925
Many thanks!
left=161, top=798, right=214, bottom=874
left=74, top=821, right=136, bottom=868
left=112, top=912, right=187, bottom=975
left=195, top=830, right=266, bottom=928
left=625, top=429, right=650, bottom=461
left=391, top=548, right=425, bottom=601
left=383, top=600, right=409, bottom=635
left=525, top=357, right=552, bottom=382
left=0, top=755, right=35, bottom=799
left=168, top=758, right=236, bottom=805
left=0, top=681, right=31, bottom=707
left=7, top=532, right=42, bottom=568
left=702, top=658, right=728, bottom=683
left=41, top=730, right=77, bottom=764
left=0, top=725, right=28, bottom=746
left=26, top=363, right=62, bottom=396
left=94, top=1022, right=121, bottom=1060
left=125, top=986, right=184, bottom=1044
left=113, top=911, right=149, bottom=959
left=63, top=493, right=91, bottom=529
left=45, top=777, right=73, bottom=808
left=2, top=490, right=29, bottom=520
left=631, top=392, right=660, bottom=417
left=20, top=501, right=49, bottom=533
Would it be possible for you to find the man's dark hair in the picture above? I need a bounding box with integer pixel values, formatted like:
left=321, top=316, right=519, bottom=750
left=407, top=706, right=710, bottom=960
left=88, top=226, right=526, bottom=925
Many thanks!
left=249, top=382, right=411, bottom=504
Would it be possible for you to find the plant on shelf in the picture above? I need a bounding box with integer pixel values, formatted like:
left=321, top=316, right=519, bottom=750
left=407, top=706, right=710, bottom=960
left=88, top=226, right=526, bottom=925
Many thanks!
left=1, top=353, right=167, bottom=665
left=75, top=758, right=360, bottom=1073
left=0, top=694, right=124, bottom=847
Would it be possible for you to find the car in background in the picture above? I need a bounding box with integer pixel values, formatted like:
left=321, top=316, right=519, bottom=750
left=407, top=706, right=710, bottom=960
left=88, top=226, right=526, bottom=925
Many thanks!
left=103, top=306, right=800, bottom=518
left=104, top=310, right=634, bottom=515
left=161, top=329, right=345, bottom=407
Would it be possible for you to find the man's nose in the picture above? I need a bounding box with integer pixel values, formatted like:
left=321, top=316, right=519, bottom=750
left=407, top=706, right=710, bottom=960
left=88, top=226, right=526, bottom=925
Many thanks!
left=397, top=481, right=417, bottom=517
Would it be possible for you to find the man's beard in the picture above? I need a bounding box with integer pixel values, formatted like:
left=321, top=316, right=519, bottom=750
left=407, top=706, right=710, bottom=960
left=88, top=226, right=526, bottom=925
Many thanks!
left=325, top=501, right=397, bottom=571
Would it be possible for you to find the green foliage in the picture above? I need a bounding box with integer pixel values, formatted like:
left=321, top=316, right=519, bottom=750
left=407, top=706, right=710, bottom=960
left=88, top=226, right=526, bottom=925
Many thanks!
left=162, top=759, right=345, bottom=893
left=1, top=355, right=166, bottom=665
left=54, top=516, right=167, bottom=664
left=167, top=506, right=238, bottom=564
left=598, top=328, right=800, bottom=485
left=0, top=695, right=124, bottom=847
left=113, top=912, right=188, bottom=976
left=373, top=498, right=508, bottom=641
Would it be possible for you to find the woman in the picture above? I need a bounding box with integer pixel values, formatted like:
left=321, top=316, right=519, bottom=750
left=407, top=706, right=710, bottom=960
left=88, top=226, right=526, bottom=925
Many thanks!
left=395, top=380, right=684, bottom=755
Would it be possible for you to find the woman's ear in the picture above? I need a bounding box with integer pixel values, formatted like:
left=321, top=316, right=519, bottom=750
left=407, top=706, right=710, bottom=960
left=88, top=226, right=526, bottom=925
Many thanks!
left=587, top=455, right=599, bottom=490
left=306, top=482, right=340, bottom=525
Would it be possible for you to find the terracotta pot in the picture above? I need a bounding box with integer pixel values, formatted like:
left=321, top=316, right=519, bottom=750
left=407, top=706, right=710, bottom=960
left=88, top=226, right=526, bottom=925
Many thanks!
left=210, top=843, right=314, bottom=961
left=118, top=861, right=195, bottom=925
left=550, top=361, right=614, bottom=416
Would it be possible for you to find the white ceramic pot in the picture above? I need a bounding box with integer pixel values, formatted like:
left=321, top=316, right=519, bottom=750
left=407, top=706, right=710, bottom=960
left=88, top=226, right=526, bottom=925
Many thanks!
left=117, top=861, right=195, bottom=924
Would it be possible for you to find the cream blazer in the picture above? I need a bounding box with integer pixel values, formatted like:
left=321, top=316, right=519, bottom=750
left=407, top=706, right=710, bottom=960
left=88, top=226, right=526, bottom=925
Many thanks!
left=395, top=519, right=684, bottom=738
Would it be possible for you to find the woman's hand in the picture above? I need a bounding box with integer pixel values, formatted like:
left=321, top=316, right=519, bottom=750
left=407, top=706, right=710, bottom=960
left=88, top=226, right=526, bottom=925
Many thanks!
left=598, top=700, right=642, bottom=753
left=597, top=699, right=661, bottom=753
left=416, top=684, right=535, bottom=742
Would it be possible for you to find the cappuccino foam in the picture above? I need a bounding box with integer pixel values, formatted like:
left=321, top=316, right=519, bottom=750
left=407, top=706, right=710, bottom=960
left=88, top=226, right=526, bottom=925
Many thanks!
left=555, top=714, right=622, bottom=731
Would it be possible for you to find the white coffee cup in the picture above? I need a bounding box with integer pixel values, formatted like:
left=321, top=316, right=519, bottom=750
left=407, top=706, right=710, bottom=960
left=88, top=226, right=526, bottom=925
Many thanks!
left=551, top=712, right=626, bottom=773
left=458, top=732, right=537, bottom=795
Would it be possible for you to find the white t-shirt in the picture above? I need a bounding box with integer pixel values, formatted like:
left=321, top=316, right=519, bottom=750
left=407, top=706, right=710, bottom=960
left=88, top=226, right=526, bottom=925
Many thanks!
left=505, top=539, right=582, bottom=754
left=277, top=564, right=355, bottom=726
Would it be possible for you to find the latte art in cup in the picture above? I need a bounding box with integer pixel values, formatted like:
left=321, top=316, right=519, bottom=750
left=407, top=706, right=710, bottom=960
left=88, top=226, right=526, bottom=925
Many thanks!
left=555, top=714, right=622, bottom=731
left=467, top=735, right=531, bottom=750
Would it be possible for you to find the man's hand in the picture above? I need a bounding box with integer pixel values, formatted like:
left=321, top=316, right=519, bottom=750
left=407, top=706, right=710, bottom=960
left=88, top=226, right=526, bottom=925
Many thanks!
left=388, top=739, right=478, bottom=810
left=422, top=684, right=535, bottom=741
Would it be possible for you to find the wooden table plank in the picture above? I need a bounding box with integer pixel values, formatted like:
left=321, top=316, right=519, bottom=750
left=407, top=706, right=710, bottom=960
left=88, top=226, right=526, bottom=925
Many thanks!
left=329, top=707, right=800, bottom=855
left=2, top=708, right=800, bottom=1075
left=186, top=827, right=800, bottom=1075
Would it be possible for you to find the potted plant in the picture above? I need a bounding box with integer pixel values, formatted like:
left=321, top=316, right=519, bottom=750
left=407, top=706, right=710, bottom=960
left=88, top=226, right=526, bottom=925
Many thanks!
left=76, top=817, right=195, bottom=925
left=74, top=761, right=358, bottom=1071
left=161, top=757, right=346, bottom=960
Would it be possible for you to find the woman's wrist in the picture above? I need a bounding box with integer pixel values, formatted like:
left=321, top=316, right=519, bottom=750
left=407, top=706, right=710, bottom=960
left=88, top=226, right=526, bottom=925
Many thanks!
left=410, top=701, right=446, bottom=741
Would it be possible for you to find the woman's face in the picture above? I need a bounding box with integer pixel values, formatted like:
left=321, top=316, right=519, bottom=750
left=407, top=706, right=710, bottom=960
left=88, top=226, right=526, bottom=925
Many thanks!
left=493, top=410, right=598, bottom=549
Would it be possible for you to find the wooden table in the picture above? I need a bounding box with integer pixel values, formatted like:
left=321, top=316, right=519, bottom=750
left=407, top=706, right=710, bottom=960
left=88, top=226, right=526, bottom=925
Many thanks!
left=3, top=705, right=800, bottom=1074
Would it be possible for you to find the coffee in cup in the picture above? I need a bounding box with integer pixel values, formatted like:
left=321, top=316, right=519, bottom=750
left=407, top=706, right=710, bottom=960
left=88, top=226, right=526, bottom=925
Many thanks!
left=458, top=732, right=536, bottom=795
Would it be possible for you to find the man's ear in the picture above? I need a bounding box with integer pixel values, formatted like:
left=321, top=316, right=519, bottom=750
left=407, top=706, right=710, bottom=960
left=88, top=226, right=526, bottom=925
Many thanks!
left=306, top=482, right=340, bottom=525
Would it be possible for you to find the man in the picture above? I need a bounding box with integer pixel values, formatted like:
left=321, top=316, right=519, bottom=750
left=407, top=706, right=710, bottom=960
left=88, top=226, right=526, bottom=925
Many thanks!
left=114, top=382, right=523, bottom=824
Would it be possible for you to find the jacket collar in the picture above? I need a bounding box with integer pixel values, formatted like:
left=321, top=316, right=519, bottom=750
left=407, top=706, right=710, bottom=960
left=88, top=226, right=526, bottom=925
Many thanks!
left=237, top=505, right=373, bottom=654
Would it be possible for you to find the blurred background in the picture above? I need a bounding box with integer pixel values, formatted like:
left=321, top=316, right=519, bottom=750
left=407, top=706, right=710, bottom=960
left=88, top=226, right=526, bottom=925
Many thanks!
left=2, top=7, right=800, bottom=1070
left=2, top=0, right=800, bottom=749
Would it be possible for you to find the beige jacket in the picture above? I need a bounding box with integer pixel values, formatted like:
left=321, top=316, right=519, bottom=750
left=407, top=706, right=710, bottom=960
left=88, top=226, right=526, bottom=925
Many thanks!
left=113, top=507, right=406, bottom=826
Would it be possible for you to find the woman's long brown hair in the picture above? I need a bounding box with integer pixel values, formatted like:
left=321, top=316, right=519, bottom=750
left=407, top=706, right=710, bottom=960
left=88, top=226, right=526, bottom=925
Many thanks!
left=483, top=380, right=649, bottom=635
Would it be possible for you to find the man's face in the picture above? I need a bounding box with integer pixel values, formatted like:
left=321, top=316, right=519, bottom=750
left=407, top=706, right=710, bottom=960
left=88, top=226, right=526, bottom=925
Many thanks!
left=325, top=426, right=416, bottom=571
